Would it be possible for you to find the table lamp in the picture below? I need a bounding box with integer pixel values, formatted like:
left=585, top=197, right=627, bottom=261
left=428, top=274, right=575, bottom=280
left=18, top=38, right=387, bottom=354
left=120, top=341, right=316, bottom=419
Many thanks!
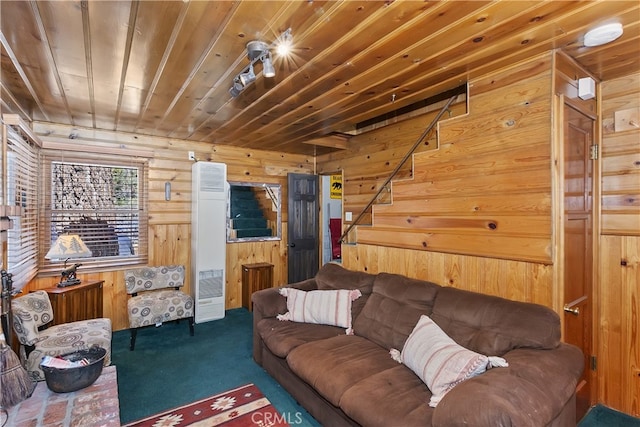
left=45, top=234, right=92, bottom=287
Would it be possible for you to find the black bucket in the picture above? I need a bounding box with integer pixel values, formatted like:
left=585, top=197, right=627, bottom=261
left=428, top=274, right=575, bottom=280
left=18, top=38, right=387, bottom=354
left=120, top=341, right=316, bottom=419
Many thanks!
left=41, top=346, right=107, bottom=393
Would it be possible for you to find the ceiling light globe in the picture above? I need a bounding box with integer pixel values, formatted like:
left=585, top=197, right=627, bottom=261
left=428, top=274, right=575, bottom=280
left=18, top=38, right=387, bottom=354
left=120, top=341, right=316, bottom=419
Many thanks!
left=584, top=23, right=623, bottom=47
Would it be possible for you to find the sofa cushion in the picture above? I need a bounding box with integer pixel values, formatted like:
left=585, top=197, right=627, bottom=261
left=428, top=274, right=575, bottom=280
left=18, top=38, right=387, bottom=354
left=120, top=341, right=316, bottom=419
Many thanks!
left=286, top=335, right=398, bottom=407
left=277, top=288, right=362, bottom=333
left=257, top=318, right=345, bottom=358
left=431, top=287, right=561, bottom=356
left=353, top=272, right=441, bottom=350
left=392, top=315, right=507, bottom=407
left=431, top=345, right=584, bottom=426
left=314, top=263, right=376, bottom=320
left=339, top=365, right=434, bottom=427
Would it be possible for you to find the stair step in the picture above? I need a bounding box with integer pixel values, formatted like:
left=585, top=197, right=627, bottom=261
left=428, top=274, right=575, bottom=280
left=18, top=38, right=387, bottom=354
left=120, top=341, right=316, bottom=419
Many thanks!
left=230, top=198, right=259, bottom=209
left=232, top=218, right=267, bottom=229
left=235, top=228, right=273, bottom=238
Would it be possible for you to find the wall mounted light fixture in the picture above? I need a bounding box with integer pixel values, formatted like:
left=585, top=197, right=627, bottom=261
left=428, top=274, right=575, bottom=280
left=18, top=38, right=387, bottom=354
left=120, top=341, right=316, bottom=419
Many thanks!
left=229, top=28, right=292, bottom=98
left=165, top=182, right=171, bottom=201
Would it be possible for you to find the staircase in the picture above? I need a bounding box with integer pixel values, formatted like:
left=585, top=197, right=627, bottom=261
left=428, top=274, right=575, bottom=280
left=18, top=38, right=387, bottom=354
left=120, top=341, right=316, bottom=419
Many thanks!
left=340, top=94, right=458, bottom=244
left=230, top=186, right=273, bottom=238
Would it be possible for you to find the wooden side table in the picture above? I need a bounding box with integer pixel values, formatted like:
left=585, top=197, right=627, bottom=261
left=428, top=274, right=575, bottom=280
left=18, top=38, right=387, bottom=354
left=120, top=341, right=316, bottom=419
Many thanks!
left=42, top=280, right=104, bottom=325
left=242, top=263, right=273, bottom=311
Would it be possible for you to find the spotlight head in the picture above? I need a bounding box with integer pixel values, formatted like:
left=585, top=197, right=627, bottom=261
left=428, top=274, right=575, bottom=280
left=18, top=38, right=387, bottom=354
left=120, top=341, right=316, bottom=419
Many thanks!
left=239, top=64, right=256, bottom=85
left=262, top=54, right=275, bottom=78
left=229, top=80, right=244, bottom=97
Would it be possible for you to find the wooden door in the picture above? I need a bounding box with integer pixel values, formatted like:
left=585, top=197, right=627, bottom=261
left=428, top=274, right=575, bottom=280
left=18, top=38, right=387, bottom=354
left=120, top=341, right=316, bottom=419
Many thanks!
left=287, top=173, right=319, bottom=283
left=563, top=103, right=595, bottom=420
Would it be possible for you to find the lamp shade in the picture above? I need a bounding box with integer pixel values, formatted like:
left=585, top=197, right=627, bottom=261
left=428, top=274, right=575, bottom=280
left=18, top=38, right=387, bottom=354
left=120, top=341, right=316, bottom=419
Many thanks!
left=45, top=234, right=92, bottom=260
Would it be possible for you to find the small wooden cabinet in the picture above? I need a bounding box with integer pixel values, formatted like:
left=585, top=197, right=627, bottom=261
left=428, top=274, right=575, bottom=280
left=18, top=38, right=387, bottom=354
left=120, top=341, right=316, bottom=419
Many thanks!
left=242, top=263, right=273, bottom=311
left=43, top=280, right=104, bottom=325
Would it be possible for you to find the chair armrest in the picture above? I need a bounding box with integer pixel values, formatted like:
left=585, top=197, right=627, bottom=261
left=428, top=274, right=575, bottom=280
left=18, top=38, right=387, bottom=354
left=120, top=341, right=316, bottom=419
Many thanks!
left=252, top=277, right=318, bottom=364
left=432, top=344, right=584, bottom=427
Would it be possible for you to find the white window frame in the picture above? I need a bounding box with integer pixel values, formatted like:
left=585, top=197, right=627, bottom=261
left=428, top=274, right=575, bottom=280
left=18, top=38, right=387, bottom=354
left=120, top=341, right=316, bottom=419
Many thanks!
left=39, top=152, right=149, bottom=274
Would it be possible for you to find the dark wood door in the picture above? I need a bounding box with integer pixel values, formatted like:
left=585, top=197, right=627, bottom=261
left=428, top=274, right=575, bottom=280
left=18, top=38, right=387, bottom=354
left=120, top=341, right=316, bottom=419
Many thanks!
left=563, top=102, right=595, bottom=420
left=287, top=173, right=319, bottom=283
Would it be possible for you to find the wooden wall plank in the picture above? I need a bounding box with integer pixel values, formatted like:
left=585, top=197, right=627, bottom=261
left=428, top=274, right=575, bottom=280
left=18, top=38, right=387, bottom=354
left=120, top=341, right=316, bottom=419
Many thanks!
left=375, top=192, right=551, bottom=215
left=602, top=215, right=640, bottom=236
left=372, top=214, right=551, bottom=236
left=357, top=227, right=551, bottom=264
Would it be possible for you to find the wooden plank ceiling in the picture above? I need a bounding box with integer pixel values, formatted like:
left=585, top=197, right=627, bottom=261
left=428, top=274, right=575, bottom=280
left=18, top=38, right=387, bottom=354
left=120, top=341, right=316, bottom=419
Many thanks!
left=1, top=0, right=639, bottom=155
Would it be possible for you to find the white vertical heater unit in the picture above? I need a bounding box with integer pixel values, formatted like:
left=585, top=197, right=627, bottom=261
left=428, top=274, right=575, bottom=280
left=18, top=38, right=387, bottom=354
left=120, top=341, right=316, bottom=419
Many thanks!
left=191, top=161, right=228, bottom=323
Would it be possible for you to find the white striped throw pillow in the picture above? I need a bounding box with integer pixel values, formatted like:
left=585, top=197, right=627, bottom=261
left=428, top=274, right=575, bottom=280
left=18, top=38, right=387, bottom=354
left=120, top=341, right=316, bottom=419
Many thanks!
left=277, top=288, right=362, bottom=334
left=390, top=314, right=508, bottom=407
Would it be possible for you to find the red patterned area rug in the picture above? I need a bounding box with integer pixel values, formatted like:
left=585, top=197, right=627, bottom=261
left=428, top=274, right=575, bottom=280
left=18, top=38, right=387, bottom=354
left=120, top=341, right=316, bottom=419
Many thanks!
left=123, top=384, right=289, bottom=427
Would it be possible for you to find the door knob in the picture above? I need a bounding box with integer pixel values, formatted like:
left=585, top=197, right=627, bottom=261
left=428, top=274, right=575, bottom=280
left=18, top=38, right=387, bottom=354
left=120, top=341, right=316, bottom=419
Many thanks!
left=288, top=242, right=296, bottom=248
left=563, top=304, right=580, bottom=315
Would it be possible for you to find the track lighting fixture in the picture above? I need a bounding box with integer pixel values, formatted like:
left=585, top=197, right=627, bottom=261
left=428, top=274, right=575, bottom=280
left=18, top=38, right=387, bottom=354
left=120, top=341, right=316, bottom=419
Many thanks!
left=229, top=28, right=292, bottom=98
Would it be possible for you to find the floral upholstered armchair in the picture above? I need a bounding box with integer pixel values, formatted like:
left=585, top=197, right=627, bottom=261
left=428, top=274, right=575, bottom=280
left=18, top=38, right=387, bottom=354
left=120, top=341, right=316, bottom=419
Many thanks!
left=124, top=265, right=195, bottom=350
left=11, top=290, right=112, bottom=381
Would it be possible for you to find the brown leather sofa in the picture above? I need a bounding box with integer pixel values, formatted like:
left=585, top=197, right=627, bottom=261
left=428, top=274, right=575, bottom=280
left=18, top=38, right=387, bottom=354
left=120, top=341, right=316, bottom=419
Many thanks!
left=252, top=263, right=583, bottom=427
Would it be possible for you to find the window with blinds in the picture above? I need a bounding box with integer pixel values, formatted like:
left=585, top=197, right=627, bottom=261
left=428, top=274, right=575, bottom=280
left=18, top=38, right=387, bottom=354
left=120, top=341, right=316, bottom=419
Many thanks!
left=40, top=156, right=148, bottom=273
left=5, top=126, right=39, bottom=290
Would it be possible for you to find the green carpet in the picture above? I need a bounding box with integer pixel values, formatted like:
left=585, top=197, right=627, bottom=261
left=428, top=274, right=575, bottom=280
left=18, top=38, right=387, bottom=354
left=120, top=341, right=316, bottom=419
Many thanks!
left=579, top=404, right=640, bottom=427
left=114, top=309, right=638, bottom=427
left=112, top=308, right=320, bottom=426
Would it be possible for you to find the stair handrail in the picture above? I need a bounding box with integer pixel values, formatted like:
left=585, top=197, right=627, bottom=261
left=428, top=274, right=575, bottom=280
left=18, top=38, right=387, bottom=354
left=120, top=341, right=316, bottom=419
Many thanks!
left=339, top=94, right=459, bottom=244
left=262, top=183, right=280, bottom=210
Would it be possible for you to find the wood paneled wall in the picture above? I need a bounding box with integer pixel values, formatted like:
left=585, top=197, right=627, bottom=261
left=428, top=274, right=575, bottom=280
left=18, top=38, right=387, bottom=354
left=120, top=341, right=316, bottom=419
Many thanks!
left=598, top=72, right=640, bottom=417
left=320, top=53, right=558, bottom=307
left=26, top=123, right=313, bottom=331
left=360, top=58, right=555, bottom=265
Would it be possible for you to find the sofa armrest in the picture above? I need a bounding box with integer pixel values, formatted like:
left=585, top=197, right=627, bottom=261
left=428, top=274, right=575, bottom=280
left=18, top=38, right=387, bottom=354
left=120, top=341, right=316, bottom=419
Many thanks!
left=252, top=278, right=318, bottom=364
left=432, top=344, right=584, bottom=427
left=252, top=278, right=318, bottom=320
